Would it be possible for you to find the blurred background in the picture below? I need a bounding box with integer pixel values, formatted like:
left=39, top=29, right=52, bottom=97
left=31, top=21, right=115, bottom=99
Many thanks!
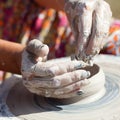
left=106, top=0, right=120, bottom=18
left=0, top=0, right=120, bottom=82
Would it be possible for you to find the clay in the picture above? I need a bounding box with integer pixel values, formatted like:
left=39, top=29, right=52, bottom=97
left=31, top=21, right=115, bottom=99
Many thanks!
left=0, top=55, right=120, bottom=120
left=22, top=39, right=94, bottom=98
left=23, top=64, right=105, bottom=99
left=64, top=0, right=112, bottom=63
left=6, top=64, right=105, bottom=120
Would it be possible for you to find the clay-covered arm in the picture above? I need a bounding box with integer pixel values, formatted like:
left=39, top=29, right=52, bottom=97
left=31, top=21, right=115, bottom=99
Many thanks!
left=0, top=40, right=25, bottom=74
left=34, top=0, right=65, bottom=11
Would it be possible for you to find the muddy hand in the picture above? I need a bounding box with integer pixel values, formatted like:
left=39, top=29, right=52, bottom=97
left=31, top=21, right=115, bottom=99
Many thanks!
left=65, top=0, right=112, bottom=63
left=21, top=39, right=90, bottom=98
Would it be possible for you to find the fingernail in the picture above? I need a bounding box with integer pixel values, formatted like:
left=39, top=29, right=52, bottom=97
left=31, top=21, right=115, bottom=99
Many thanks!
left=87, top=71, right=91, bottom=77
left=77, top=90, right=84, bottom=95
left=81, top=71, right=90, bottom=79
left=74, top=62, right=88, bottom=70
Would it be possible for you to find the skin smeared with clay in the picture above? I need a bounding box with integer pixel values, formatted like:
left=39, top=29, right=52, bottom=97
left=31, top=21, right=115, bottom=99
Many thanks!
left=64, top=0, right=112, bottom=63
left=21, top=0, right=112, bottom=98
left=21, top=39, right=90, bottom=98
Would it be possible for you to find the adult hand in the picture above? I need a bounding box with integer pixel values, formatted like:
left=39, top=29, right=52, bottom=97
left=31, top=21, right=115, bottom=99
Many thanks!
left=21, top=39, right=90, bottom=98
left=64, top=0, right=112, bottom=63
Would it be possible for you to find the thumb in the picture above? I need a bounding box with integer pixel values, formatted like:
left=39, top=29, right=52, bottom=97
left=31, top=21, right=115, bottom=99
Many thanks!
left=26, top=39, right=49, bottom=58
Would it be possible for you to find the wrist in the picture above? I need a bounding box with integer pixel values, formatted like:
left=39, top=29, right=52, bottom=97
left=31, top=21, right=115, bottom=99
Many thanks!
left=0, top=40, right=25, bottom=74
left=15, top=46, right=25, bottom=75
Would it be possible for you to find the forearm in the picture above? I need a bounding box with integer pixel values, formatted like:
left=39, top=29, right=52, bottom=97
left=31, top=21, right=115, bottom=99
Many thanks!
left=0, top=40, right=25, bottom=74
left=35, top=0, right=65, bottom=11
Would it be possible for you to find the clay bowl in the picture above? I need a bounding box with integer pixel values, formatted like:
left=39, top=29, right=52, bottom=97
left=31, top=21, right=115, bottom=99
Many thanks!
left=23, top=60, right=106, bottom=104
left=38, top=64, right=106, bottom=104
left=5, top=55, right=120, bottom=120
left=77, top=64, right=105, bottom=104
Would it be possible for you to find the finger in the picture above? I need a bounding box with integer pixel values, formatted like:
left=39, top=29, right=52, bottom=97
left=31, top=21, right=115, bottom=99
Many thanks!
left=85, top=0, right=112, bottom=56
left=54, top=79, right=90, bottom=96
left=73, top=1, right=94, bottom=60
left=23, top=81, right=54, bottom=97
left=31, top=60, right=88, bottom=77
left=26, top=39, right=49, bottom=58
left=30, top=61, right=54, bottom=77
left=21, top=55, right=51, bottom=78
left=23, top=80, right=89, bottom=98
left=53, top=90, right=85, bottom=98
left=52, top=90, right=84, bottom=98
left=24, top=86, right=83, bottom=98
left=23, top=83, right=52, bottom=97
left=52, top=70, right=90, bottom=88
left=26, top=70, right=90, bottom=88
left=45, top=60, right=89, bottom=76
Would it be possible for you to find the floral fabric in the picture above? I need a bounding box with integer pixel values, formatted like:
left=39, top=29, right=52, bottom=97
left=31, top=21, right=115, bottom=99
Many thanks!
left=103, top=20, right=120, bottom=55
left=0, top=0, right=120, bottom=58
left=0, top=0, right=120, bottom=81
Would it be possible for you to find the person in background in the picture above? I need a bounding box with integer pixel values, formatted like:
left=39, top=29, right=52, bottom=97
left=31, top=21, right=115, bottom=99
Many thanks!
left=0, top=0, right=119, bottom=98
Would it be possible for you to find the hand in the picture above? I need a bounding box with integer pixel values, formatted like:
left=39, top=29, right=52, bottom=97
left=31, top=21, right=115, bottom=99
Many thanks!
left=64, top=0, right=112, bottom=63
left=21, top=39, right=90, bottom=98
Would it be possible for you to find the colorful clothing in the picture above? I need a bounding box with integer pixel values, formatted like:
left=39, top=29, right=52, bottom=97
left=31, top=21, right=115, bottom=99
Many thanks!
left=0, top=0, right=120, bottom=58
left=0, top=0, right=75, bottom=59
left=0, top=0, right=120, bottom=82
left=103, top=19, right=120, bottom=55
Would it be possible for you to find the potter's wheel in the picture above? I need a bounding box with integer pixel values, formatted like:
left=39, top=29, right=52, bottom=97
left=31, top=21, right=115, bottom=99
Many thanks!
left=0, top=55, right=120, bottom=120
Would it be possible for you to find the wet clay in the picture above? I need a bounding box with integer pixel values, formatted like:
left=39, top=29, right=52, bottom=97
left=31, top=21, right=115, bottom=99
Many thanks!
left=1, top=55, right=120, bottom=120
left=64, top=0, right=112, bottom=63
